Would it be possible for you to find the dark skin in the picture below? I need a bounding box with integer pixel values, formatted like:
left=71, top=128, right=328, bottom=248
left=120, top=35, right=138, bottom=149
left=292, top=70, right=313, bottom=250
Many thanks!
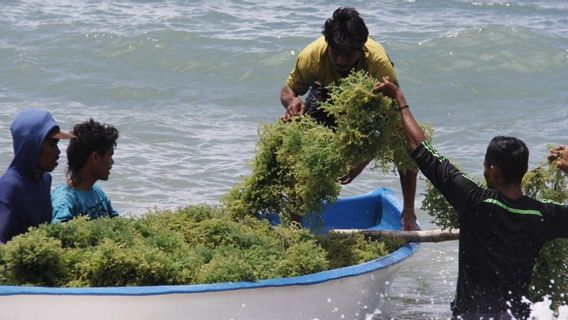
left=69, top=148, right=114, bottom=191
left=548, top=145, right=568, bottom=174
left=35, top=137, right=61, bottom=179
left=280, top=44, right=419, bottom=230
left=374, top=76, right=523, bottom=200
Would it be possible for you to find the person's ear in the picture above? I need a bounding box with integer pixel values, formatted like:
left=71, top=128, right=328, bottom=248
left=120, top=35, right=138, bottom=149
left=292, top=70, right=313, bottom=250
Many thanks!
left=90, top=151, right=101, bottom=164
left=489, top=165, right=504, bottom=182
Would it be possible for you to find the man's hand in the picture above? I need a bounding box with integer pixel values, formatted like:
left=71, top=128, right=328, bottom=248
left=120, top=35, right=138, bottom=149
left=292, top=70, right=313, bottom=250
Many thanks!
left=340, top=160, right=371, bottom=184
left=401, top=208, right=419, bottom=231
left=549, top=145, right=568, bottom=173
left=281, top=97, right=305, bottom=122
left=372, top=76, right=407, bottom=109
left=280, top=86, right=305, bottom=122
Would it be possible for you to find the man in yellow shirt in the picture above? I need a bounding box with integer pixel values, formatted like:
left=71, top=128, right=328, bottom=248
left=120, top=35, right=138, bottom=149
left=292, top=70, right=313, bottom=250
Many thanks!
left=280, top=7, right=418, bottom=230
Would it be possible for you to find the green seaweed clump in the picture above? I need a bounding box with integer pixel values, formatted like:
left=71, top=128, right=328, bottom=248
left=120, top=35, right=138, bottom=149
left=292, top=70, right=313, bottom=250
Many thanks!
left=420, top=175, right=461, bottom=230
left=0, top=205, right=402, bottom=287
left=320, top=70, right=428, bottom=174
left=522, top=161, right=568, bottom=307
left=225, top=70, right=431, bottom=223
left=224, top=117, right=342, bottom=224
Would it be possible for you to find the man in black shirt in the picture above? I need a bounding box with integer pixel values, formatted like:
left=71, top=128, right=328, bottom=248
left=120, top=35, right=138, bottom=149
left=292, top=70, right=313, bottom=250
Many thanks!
left=374, top=77, right=568, bottom=320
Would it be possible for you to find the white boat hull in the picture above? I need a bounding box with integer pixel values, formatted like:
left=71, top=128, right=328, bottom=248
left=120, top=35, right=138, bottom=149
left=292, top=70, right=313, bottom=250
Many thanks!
left=0, top=265, right=402, bottom=320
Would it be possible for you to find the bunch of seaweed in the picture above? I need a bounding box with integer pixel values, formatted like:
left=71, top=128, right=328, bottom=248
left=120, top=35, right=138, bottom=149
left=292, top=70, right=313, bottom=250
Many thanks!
left=420, top=153, right=568, bottom=306
left=523, top=160, right=568, bottom=308
left=223, top=118, right=341, bottom=225
left=0, top=205, right=403, bottom=287
left=224, top=70, right=431, bottom=223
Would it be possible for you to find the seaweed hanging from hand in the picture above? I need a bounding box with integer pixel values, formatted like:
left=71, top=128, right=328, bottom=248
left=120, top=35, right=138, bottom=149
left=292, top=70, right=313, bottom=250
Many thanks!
left=224, top=70, right=432, bottom=223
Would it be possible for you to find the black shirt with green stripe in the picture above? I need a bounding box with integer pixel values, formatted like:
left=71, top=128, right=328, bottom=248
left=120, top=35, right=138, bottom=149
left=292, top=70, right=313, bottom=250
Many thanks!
left=412, top=141, right=568, bottom=319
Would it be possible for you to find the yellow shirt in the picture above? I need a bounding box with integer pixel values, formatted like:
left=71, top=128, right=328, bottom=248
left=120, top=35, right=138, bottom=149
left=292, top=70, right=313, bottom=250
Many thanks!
left=285, top=36, right=397, bottom=95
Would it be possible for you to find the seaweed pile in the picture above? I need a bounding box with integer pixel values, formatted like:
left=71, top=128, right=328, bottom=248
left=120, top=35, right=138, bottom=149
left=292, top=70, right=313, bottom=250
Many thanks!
left=0, top=206, right=403, bottom=287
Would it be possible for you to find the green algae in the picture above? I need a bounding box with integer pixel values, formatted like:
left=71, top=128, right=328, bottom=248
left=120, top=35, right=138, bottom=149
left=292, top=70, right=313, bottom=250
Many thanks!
left=225, top=70, right=431, bottom=223
left=0, top=205, right=402, bottom=287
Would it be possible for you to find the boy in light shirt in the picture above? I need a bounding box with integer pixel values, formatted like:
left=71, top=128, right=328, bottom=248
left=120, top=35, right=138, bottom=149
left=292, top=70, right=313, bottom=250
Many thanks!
left=52, top=119, right=119, bottom=223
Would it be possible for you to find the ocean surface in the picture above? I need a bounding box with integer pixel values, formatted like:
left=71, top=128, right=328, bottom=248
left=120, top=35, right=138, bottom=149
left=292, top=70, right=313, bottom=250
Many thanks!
left=0, top=1, right=567, bottom=319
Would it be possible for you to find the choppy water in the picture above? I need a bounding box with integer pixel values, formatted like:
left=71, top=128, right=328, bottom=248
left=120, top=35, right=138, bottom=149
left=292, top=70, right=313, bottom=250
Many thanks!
left=0, top=1, right=567, bottom=319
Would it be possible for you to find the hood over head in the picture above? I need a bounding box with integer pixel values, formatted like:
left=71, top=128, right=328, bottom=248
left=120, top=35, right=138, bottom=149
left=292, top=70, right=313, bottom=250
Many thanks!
left=9, top=109, right=63, bottom=173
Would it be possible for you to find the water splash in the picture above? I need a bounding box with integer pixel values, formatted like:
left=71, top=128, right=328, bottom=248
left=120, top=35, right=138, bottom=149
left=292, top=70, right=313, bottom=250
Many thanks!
left=525, top=296, right=568, bottom=320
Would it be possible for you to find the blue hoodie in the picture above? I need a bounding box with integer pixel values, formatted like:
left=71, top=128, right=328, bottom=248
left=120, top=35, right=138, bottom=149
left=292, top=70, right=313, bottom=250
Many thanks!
left=0, top=109, right=61, bottom=243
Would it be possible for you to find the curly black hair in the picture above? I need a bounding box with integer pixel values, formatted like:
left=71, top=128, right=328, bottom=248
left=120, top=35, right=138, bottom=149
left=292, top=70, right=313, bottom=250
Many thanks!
left=66, top=119, right=119, bottom=184
left=322, top=7, right=369, bottom=52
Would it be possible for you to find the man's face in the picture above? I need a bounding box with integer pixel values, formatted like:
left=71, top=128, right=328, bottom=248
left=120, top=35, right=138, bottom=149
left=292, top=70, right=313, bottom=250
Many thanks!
left=94, top=148, right=114, bottom=181
left=328, top=43, right=362, bottom=77
left=37, top=138, right=61, bottom=173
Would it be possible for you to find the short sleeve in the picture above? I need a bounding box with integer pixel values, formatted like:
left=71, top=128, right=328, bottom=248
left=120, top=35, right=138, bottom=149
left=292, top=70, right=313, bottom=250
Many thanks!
left=106, top=197, right=119, bottom=218
left=285, top=54, right=311, bottom=96
left=364, top=38, right=398, bottom=84
left=367, top=59, right=397, bottom=84
left=93, top=185, right=118, bottom=218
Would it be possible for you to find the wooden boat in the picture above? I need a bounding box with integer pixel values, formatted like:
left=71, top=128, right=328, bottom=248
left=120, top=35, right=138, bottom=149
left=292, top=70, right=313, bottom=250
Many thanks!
left=0, top=188, right=419, bottom=320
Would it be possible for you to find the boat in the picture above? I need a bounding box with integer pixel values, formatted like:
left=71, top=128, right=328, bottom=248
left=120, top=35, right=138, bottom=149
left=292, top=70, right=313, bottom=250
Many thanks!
left=0, top=188, right=419, bottom=320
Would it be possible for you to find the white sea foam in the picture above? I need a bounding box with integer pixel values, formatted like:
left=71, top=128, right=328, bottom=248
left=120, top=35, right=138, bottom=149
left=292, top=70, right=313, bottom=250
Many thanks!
left=526, top=296, right=568, bottom=320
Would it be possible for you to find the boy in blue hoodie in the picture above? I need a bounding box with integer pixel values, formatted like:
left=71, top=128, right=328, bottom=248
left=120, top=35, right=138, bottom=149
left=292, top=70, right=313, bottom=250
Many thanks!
left=0, top=109, right=74, bottom=243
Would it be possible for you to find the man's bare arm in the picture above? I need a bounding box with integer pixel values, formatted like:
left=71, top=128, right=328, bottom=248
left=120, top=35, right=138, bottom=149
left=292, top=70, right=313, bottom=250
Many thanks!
left=280, top=86, right=305, bottom=122
left=373, top=77, right=425, bottom=150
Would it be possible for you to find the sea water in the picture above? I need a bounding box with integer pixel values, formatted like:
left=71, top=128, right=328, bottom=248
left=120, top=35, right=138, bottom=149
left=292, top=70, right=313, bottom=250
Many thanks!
left=0, top=1, right=567, bottom=319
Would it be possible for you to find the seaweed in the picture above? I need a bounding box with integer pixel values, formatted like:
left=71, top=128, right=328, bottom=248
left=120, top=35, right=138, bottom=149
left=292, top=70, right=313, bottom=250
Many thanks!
left=0, top=206, right=402, bottom=287
left=224, top=70, right=431, bottom=223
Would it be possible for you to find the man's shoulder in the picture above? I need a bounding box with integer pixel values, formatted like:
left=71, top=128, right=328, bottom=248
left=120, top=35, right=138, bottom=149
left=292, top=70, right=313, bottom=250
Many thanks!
left=531, top=197, right=568, bottom=213
left=53, top=183, right=71, bottom=193
left=92, top=184, right=107, bottom=194
left=0, top=168, right=27, bottom=197
left=364, top=37, right=390, bottom=60
left=365, top=37, right=386, bottom=49
left=298, top=36, right=327, bottom=61
left=362, top=37, right=396, bottom=81
left=91, top=184, right=112, bottom=200
left=52, top=184, right=79, bottom=202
